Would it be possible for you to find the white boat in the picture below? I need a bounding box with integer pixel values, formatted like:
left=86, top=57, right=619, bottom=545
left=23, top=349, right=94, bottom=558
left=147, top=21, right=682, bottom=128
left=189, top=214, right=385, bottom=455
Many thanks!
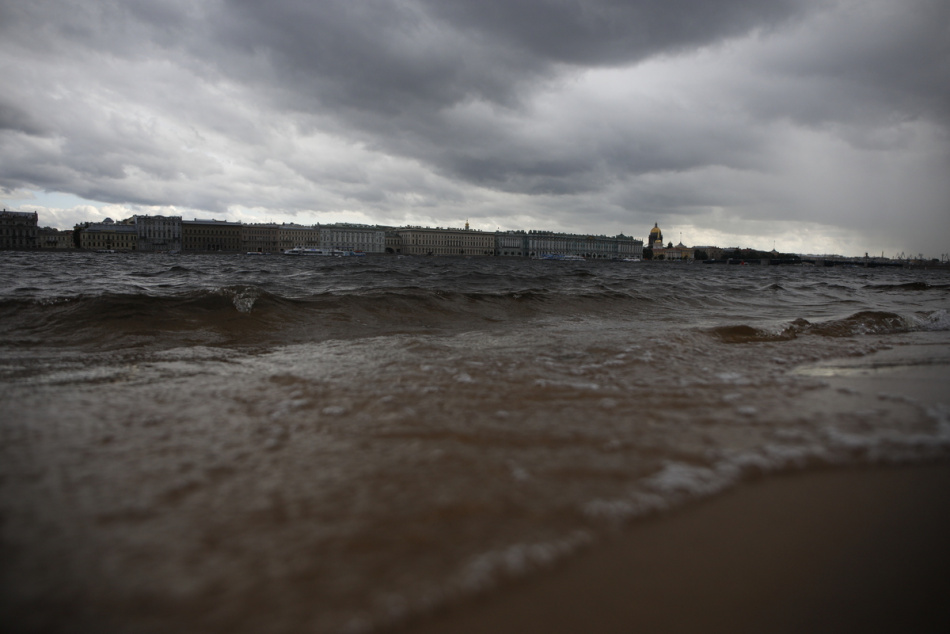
left=537, top=253, right=585, bottom=261
left=622, top=257, right=641, bottom=262
left=283, top=247, right=345, bottom=256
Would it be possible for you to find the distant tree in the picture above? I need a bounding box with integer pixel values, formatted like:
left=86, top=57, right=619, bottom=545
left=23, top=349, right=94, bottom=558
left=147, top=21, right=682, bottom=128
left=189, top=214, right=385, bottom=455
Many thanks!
left=72, top=223, right=87, bottom=248
left=694, top=250, right=708, bottom=261
left=643, top=246, right=653, bottom=260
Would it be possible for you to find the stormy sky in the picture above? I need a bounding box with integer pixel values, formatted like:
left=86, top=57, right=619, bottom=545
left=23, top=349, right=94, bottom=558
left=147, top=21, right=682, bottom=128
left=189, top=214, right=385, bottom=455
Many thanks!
left=1, top=0, right=947, bottom=257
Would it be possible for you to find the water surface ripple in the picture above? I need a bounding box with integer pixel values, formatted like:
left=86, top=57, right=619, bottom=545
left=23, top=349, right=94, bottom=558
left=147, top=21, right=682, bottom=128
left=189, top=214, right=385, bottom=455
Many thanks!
left=1, top=252, right=949, bottom=633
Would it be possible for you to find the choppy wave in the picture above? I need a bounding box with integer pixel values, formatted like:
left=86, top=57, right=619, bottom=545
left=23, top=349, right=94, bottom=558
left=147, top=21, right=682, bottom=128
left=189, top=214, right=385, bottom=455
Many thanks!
left=707, top=323, right=801, bottom=343
left=3, top=267, right=949, bottom=352
left=866, top=281, right=950, bottom=292
left=707, top=309, right=950, bottom=344
left=2, top=253, right=950, bottom=634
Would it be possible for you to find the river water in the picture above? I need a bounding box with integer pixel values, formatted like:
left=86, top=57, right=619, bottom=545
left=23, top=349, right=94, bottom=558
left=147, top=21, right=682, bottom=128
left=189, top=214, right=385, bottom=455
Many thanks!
left=1, top=252, right=949, bottom=633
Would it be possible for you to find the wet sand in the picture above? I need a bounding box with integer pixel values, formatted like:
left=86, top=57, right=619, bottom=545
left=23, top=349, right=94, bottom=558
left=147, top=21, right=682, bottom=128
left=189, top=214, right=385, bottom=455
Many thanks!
left=391, top=462, right=950, bottom=634
left=392, top=336, right=950, bottom=634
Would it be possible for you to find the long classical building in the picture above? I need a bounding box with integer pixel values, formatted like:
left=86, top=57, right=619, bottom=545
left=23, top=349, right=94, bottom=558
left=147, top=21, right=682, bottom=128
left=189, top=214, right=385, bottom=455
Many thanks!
left=320, top=224, right=385, bottom=253
left=135, top=215, right=182, bottom=252
left=6, top=210, right=645, bottom=259
left=523, top=230, right=641, bottom=260
left=387, top=224, right=643, bottom=260
left=182, top=218, right=242, bottom=252
left=37, top=227, right=74, bottom=249
left=242, top=223, right=280, bottom=254
left=391, top=222, right=496, bottom=256
left=278, top=223, right=321, bottom=252
left=79, top=219, right=138, bottom=251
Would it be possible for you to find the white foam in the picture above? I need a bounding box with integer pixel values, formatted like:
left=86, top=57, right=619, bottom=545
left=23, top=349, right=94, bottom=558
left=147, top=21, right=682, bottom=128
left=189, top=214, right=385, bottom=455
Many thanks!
left=459, top=531, right=592, bottom=593
left=916, top=309, right=950, bottom=332
left=582, top=491, right=670, bottom=520
left=153, top=346, right=234, bottom=361
left=645, top=462, right=734, bottom=498
left=716, top=372, right=750, bottom=385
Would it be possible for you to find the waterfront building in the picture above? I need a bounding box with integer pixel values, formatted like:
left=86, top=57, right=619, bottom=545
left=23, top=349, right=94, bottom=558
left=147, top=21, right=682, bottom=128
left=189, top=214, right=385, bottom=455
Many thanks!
left=525, top=231, right=572, bottom=258
left=646, top=223, right=695, bottom=261
left=388, top=225, right=641, bottom=259
left=37, top=227, right=74, bottom=249
left=497, top=231, right=527, bottom=257
left=614, top=234, right=643, bottom=260
left=0, top=210, right=38, bottom=249
left=384, top=228, right=403, bottom=254
left=278, top=223, right=321, bottom=252
left=242, top=223, right=280, bottom=254
left=79, top=219, right=138, bottom=251
left=652, top=241, right=694, bottom=261
left=319, top=224, right=385, bottom=253
left=182, top=218, right=242, bottom=252
left=135, top=215, right=182, bottom=252
left=393, top=224, right=496, bottom=256
left=525, top=230, right=642, bottom=260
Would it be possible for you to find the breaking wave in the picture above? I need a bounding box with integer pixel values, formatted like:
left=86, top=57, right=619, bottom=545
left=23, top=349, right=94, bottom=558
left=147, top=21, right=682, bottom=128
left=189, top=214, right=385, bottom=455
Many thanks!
left=708, top=309, right=949, bottom=344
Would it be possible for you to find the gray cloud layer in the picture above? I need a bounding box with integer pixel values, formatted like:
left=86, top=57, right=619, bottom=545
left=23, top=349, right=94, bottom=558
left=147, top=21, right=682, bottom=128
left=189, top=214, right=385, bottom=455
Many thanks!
left=1, top=0, right=947, bottom=255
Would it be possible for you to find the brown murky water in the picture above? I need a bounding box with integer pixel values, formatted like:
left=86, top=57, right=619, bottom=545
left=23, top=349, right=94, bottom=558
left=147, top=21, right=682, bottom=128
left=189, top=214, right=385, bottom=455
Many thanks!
left=2, top=253, right=949, bottom=632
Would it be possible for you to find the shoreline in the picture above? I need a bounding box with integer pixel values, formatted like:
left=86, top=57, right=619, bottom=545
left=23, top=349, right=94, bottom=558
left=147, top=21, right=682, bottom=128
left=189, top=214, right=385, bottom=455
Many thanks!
left=389, top=462, right=950, bottom=634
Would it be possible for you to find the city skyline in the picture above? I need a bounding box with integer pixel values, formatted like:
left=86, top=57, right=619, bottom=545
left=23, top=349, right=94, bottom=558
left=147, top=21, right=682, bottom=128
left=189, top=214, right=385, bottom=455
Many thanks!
left=1, top=1, right=948, bottom=259
left=13, top=209, right=944, bottom=261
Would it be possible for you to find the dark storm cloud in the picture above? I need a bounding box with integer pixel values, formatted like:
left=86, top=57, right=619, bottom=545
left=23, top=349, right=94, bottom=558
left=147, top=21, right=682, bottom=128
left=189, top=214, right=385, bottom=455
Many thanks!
left=213, top=0, right=811, bottom=111
left=0, top=0, right=947, bottom=255
left=418, top=0, right=808, bottom=65
left=0, top=101, right=50, bottom=137
left=2, top=0, right=816, bottom=202
left=201, top=0, right=815, bottom=190
left=741, top=1, right=950, bottom=131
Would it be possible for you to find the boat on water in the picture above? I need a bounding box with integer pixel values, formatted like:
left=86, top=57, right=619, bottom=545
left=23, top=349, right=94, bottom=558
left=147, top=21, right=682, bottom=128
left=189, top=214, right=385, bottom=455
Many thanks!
left=622, top=257, right=641, bottom=262
left=537, top=253, right=585, bottom=261
left=283, top=247, right=346, bottom=256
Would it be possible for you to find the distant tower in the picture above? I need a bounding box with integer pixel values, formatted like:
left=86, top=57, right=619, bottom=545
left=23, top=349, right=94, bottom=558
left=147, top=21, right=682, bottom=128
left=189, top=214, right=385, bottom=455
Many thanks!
left=649, top=223, right=663, bottom=248
left=465, top=219, right=470, bottom=230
